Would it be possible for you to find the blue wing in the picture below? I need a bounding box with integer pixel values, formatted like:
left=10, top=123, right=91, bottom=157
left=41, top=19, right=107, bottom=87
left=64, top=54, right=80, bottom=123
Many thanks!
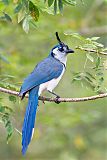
left=19, top=56, right=63, bottom=96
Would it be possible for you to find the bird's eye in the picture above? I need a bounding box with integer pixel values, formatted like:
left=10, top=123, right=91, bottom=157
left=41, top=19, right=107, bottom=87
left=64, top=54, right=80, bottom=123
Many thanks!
left=58, top=47, right=64, bottom=52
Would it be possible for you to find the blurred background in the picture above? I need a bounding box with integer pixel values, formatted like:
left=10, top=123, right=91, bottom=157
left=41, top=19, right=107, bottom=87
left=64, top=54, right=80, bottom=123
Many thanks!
left=0, top=0, right=107, bottom=159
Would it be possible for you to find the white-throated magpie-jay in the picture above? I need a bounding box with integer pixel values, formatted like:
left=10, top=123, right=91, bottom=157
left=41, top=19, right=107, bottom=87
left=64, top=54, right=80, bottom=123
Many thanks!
left=19, top=32, right=74, bottom=155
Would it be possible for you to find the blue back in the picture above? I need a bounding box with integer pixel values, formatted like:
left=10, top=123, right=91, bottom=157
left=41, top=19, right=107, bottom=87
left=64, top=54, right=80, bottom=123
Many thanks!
left=19, top=56, right=63, bottom=95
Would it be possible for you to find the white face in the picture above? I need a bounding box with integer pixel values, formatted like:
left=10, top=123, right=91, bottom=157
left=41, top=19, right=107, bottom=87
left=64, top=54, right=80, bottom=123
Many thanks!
left=52, top=46, right=68, bottom=65
left=52, top=47, right=66, bottom=58
left=52, top=44, right=69, bottom=58
left=51, top=44, right=74, bottom=65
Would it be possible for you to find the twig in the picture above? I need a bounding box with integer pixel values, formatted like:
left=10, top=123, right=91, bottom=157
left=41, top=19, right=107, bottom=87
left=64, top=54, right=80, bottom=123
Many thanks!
left=76, top=47, right=107, bottom=56
left=0, top=87, right=107, bottom=102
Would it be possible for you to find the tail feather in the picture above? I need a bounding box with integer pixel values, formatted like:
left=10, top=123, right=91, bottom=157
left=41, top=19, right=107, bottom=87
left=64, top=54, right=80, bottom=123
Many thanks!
left=22, top=87, right=39, bottom=155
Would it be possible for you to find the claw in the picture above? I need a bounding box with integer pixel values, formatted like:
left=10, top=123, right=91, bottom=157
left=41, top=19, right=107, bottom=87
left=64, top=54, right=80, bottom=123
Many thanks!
left=55, top=96, right=60, bottom=104
left=42, top=100, right=45, bottom=104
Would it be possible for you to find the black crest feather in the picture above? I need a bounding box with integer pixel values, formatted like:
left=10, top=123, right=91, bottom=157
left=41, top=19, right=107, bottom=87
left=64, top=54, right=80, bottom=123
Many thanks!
left=55, top=32, right=62, bottom=44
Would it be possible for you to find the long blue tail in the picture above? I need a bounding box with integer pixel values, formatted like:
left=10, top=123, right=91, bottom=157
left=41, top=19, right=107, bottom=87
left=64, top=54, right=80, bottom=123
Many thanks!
left=22, top=87, right=39, bottom=155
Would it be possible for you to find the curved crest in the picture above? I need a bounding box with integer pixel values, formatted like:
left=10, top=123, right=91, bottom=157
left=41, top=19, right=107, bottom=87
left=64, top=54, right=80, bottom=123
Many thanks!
left=55, top=32, right=62, bottom=44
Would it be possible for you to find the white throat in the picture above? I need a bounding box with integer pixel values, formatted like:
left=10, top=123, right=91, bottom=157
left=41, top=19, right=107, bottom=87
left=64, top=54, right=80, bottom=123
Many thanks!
left=53, top=48, right=67, bottom=66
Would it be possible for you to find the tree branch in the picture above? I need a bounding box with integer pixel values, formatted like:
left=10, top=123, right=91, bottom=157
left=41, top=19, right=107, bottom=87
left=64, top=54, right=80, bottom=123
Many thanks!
left=0, top=87, right=107, bottom=103
left=79, top=26, right=107, bottom=36
left=76, top=46, right=107, bottom=56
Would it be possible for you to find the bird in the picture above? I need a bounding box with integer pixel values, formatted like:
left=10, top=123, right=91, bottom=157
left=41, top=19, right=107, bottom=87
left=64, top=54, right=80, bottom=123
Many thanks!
left=19, top=32, right=74, bottom=155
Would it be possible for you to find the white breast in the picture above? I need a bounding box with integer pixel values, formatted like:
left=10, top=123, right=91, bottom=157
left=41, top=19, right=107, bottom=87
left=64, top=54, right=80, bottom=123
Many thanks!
left=38, top=67, right=65, bottom=96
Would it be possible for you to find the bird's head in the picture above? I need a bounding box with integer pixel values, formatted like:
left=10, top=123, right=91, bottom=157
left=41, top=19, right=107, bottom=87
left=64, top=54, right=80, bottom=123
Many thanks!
left=50, top=32, right=74, bottom=60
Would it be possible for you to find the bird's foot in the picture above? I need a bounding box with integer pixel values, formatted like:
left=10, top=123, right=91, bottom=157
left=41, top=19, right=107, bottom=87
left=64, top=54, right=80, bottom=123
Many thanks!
left=55, top=96, right=60, bottom=104
left=42, top=99, right=45, bottom=104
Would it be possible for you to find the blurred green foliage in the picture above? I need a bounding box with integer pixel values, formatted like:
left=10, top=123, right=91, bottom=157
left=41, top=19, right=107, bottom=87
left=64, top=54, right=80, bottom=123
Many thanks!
left=0, top=0, right=77, bottom=33
left=0, top=0, right=107, bottom=159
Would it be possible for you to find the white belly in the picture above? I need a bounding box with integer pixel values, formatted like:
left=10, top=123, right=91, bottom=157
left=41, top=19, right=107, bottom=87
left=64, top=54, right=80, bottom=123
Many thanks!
left=38, top=67, right=65, bottom=96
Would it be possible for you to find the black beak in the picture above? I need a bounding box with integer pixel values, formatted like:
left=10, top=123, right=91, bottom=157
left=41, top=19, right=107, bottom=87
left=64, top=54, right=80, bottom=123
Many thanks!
left=66, top=49, right=74, bottom=53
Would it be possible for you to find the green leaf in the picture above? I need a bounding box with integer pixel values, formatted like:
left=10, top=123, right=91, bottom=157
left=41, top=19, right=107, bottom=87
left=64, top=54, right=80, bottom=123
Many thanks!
left=102, top=48, right=107, bottom=51
left=3, top=13, right=12, bottom=22
left=63, top=0, right=76, bottom=5
left=94, top=85, right=101, bottom=92
left=84, top=76, right=93, bottom=83
left=0, top=104, right=5, bottom=113
left=85, top=72, right=96, bottom=80
left=99, top=77, right=104, bottom=83
left=22, top=16, right=29, bottom=33
left=22, top=0, right=29, bottom=9
left=48, top=0, right=54, bottom=6
left=29, top=1, right=39, bottom=21
left=18, top=9, right=25, bottom=23
left=0, top=82, right=19, bottom=91
left=5, top=106, right=13, bottom=113
left=73, top=76, right=82, bottom=81
left=64, top=32, right=85, bottom=41
left=54, top=0, right=57, bottom=14
left=0, top=104, right=13, bottom=114
left=93, top=41, right=104, bottom=48
left=96, top=57, right=101, bottom=68
left=0, top=74, right=16, bottom=79
left=91, top=37, right=100, bottom=41
left=1, top=113, right=13, bottom=143
left=96, top=72, right=103, bottom=76
left=86, top=53, right=94, bottom=62
left=83, top=44, right=97, bottom=49
left=9, top=95, right=16, bottom=103
left=14, top=3, right=23, bottom=13
left=72, top=72, right=81, bottom=76
left=58, top=0, right=63, bottom=13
